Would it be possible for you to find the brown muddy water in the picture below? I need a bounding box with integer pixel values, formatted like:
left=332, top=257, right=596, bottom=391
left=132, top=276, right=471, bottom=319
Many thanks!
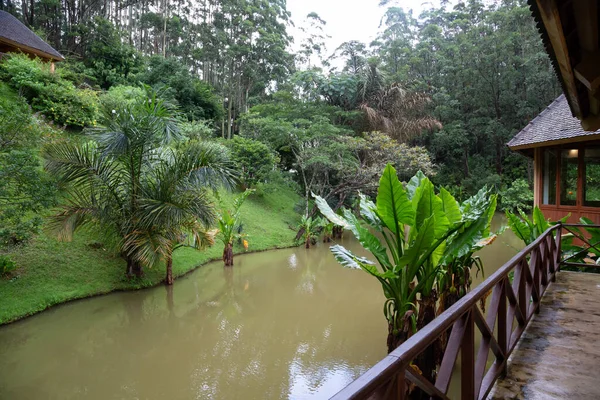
left=0, top=215, right=522, bottom=399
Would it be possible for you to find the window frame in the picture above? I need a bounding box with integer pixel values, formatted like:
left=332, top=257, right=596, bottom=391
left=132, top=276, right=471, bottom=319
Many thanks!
left=540, top=144, right=600, bottom=210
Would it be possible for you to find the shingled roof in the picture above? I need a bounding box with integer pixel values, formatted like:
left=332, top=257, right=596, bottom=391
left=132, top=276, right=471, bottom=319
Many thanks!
left=0, top=11, right=64, bottom=61
left=508, top=94, right=600, bottom=150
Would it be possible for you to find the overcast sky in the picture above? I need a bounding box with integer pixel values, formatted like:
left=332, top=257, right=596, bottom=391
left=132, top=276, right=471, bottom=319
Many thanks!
left=286, top=0, right=441, bottom=65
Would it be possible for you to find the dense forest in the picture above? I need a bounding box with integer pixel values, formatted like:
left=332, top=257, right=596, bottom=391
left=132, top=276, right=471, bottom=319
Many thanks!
left=0, top=0, right=560, bottom=251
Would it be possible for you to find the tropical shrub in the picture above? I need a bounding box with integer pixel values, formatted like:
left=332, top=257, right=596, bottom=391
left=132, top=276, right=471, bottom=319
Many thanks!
left=297, top=216, right=320, bottom=248
left=500, top=178, right=533, bottom=212
left=506, top=206, right=560, bottom=245
left=226, top=136, right=278, bottom=188
left=315, top=164, right=498, bottom=382
left=217, top=190, right=254, bottom=266
left=0, top=54, right=99, bottom=127
left=0, top=255, right=16, bottom=277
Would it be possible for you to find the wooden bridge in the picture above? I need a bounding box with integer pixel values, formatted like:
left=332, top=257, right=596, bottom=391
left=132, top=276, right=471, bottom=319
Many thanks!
left=330, top=224, right=600, bottom=400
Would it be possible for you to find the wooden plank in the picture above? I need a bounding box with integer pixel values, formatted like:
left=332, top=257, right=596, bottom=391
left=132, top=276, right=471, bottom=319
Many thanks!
left=535, top=0, right=582, bottom=118
left=435, top=316, right=468, bottom=394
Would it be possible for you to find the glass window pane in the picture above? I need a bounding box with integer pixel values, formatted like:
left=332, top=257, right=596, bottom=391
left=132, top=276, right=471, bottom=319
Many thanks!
left=542, top=150, right=557, bottom=205
left=584, top=147, right=600, bottom=207
left=560, top=149, right=578, bottom=206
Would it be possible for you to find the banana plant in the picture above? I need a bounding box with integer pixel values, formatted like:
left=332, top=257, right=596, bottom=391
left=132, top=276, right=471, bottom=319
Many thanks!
left=315, top=164, right=498, bottom=357
left=216, top=189, right=254, bottom=266
left=298, top=215, right=319, bottom=248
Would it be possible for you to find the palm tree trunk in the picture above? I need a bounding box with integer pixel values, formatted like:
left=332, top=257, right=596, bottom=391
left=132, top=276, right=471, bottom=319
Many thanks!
left=165, top=253, right=173, bottom=285
left=305, top=236, right=310, bottom=248
left=223, top=243, right=233, bottom=266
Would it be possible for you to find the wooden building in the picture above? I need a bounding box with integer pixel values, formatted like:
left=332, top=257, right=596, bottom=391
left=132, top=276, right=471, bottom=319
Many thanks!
left=0, top=11, right=64, bottom=70
left=509, top=94, right=600, bottom=223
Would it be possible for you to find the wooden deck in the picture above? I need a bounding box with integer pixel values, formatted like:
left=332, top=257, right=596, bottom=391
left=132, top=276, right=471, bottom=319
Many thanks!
left=489, top=271, right=600, bottom=399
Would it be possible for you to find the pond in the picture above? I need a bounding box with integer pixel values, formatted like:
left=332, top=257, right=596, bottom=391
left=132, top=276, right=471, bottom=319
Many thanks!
left=0, top=215, right=522, bottom=399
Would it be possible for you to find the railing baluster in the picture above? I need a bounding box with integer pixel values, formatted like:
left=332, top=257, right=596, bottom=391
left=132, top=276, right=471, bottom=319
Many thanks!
left=461, top=310, right=475, bottom=400
left=497, top=278, right=507, bottom=371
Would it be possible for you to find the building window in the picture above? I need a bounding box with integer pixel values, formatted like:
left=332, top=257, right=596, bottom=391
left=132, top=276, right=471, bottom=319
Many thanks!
left=542, top=149, right=556, bottom=205
left=560, top=149, right=578, bottom=206
left=584, top=147, right=600, bottom=207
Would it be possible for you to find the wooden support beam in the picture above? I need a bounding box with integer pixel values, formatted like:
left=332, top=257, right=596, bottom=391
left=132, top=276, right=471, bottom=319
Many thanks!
left=535, top=0, right=582, bottom=117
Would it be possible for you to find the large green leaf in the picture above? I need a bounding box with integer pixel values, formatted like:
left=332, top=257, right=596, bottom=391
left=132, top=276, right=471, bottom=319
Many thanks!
left=342, top=209, right=392, bottom=270
left=399, top=215, right=436, bottom=278
left=406, top=170, right=427, bottom=199
left=532, top=206, right=549, bottom=233
left=506, top=211, right=532, bottom=244
left=413, top=177, right=449, bottom=239
left=444, top=195, right=497, bottom=261
left=376, top=164, right=415, bottom=233
left=313, top=193, right=349, bottom=228
left=358, top=193, right=383, bottom=230
left=330, top=244, right=394, bottom=279
left=440, top=187, right=462, bottom=225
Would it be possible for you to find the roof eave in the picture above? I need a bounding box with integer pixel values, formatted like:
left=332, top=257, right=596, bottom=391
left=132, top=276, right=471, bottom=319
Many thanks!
left=0, top=37, right=64, bottom=61
left=508, top=132, right=600, bottom=150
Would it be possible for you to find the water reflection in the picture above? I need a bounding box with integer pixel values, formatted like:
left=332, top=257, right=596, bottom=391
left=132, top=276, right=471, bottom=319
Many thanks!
left=0, top=216, right=521, bottom=399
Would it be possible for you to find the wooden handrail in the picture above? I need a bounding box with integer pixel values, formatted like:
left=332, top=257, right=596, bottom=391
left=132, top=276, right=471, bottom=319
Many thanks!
left=331, top=223, right=570, bottom=400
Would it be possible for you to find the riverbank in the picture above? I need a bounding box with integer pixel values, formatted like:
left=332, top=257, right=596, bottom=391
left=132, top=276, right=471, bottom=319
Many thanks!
left=0, top=184, right=301, bottom=324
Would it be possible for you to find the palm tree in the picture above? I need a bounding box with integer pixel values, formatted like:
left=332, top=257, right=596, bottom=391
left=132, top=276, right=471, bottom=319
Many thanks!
left=359, top=61, right=442, bottom=142
left=43, top=89, right=236, bottom=280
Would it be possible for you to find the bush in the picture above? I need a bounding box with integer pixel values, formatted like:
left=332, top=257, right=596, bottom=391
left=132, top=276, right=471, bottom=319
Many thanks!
left=180, top=120, right=215, bottom=141
left=0, top=54, right=99, bottom=127
left=226, top=136, right=279, bottom=188
left=500, top=178, right=533, bottom=212
left=99, top=85, right=145, bottom=114
left=0, top=255, right=16, bottom=277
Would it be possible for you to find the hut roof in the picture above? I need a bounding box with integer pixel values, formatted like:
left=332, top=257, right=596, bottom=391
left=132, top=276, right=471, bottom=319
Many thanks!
left=508, top=94, right=600, bottom=150
left=0, top=11, right=64, bottom=61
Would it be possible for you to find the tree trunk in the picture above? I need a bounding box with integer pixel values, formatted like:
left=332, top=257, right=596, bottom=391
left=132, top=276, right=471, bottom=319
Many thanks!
left=223, top=242, right=233, bottom=266
left=305, top=236, right=310, bottom=248
left=165, top=254, right=173, bottom=285
left=126, top=257, right=143, bottom=278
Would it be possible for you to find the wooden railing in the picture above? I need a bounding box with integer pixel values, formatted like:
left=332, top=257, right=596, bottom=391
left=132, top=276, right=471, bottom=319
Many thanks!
left=331, top=224, right=564, bottom=400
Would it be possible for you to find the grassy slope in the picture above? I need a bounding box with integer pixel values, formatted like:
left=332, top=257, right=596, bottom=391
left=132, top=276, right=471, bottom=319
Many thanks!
left=0, top=185, right=300, bottom=324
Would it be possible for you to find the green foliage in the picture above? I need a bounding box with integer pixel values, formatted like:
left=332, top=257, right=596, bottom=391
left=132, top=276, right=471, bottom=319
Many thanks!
left=134, top=56, right=222, bottom=121
left=500, top=178, right=534, bottom=212
left=98, top=85, right=145, bottom=114
left=179, top=120, right=215, bottom=141
left=216, top=189, right=254, bottom=248
left=0, top=54, right=99, bottom=127
left=78, top=17, right=143, bottom=89
left=0, top=84, right=56, bottom=246
left=297, top=215, right=320, bottom=248
left=226, top=136, right=279, bottom=188
left=315, top=164, right=498, bottom=350
left=506, top=206, right=564, bottom=245
left=0, top=255, right=16, bottom=277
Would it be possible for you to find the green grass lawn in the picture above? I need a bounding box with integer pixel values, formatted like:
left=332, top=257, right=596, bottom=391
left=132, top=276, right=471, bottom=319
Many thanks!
left=0, top=183, right=301, bottom=324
